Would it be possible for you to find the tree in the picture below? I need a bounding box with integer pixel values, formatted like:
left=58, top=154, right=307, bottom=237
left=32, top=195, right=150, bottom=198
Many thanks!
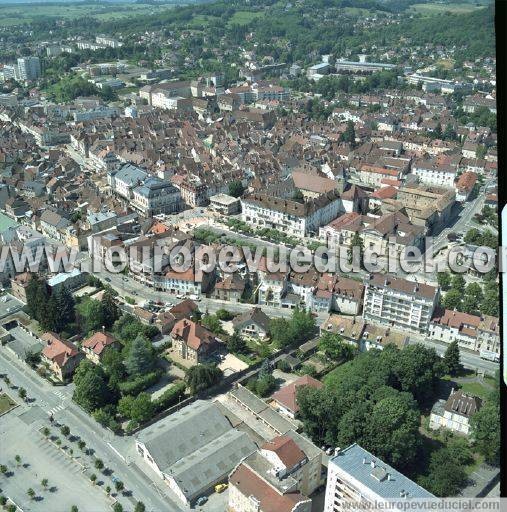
left=450, top=274, right=466, bottom=293
left=134, top=502, right=146, bottom=512
left=94, top=459, right=104, bottom=471
left=18, top=388, right=27, bottom=400
left=114, top=480, right=124, bottom=492
left=60, top=425, right=70, bottom=437
left=101, top=347, right=126, bottom=390
left=364, top=395, right=421, bottom=469
left=14, top=455, right=21, bottom=466
left=437, top=272, right=451, bottom=291
left=27, top=488, right=36, bottom=500
left=255, top=373, right=276, bottom=397
left=341, top=120, right=356, bottom=145
left=443, top=341, right=461, bottom=376
left=319, top=332, right=355, bottom=362
left=101, top=289, right=119, bottom=328
left=227, top=330, right=247, bottom=354
left=54, top=285, right=76, bottom=332
left=90, top=474, right=97, bottom=485
left=419, top=447, right=468, bottom=496
left=269, top=318, right=292, bottom=348
left=348, top=231, right=363, bottom=266
left=129, top=393, right=155, bottom=425
left=228, top=180, right=245, bottom=198
left=0, top=464, right=7, bottom=475
left=442, top=289, right=462, bottom=310
left=113, top=503, right=123, bottom=512
left=41, top=478, right=49, bottom=489
left=186, top=364, right=223, bottom=394
left=71, top=507, right=79, bottom=512
left=124, top=335, right=156, bottom=377
left=78, top=440, right=86, bottom=451
left=73, top=360, right=112, bottom=413
left=42, top=427, right=50, bottom=437
left=470, top=387, right=500, bottom=465
left=105, top=486, right=111, bottom=495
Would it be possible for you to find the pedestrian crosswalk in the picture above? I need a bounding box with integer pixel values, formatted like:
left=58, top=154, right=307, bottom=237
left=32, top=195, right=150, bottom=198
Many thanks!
left=48, top=403, right=66, bottom=415
left=52, top=389, right=68, bottom=400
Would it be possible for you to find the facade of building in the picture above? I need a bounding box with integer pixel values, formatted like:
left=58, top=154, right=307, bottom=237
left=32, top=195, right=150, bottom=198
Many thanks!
left=241, top=191, right=342, bottom=237
left=170, top=318, right=218, bottom=363
left=363, top=274, right=439, bottom=334
left=429, top=389, right=482, bottom=435
left=135, top=400, right=256, bottom=506
left=324, top=444, right=434, bottom=512
left=16, top=57, right=41, bottom=81
left=41, top=332, right=83, bottom=381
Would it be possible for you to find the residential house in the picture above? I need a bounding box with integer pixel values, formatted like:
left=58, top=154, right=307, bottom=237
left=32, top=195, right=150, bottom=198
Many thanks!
left=82, top=331, right=119, bottom=364
left=429, top=388, right=482, bottom=435
left=232, top=307, right=271, bottom=339
left=270, top=375, right=323, bottom=419
left=41, top=332, right=83, bottom=381
left=170, top=318, right=218, bottom=363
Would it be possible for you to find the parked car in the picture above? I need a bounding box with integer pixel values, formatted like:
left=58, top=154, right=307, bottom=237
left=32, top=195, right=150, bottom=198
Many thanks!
left=196, top=496, right=208, bottom=506
left=215, top=483, right=228, bottom=493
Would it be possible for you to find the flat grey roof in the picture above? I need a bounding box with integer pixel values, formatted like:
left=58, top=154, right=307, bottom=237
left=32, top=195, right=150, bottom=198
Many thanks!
left=166, top=429, right=255, bottom=501
left=329, top=443, right=434, bottom=499
left=136, top=400, right=231, bottom=473
left=230, top=385, right=267, bottom=414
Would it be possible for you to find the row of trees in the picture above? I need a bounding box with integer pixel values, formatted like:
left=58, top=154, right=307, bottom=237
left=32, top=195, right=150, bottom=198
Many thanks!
left=439, top=272, right=498, bottom=317
left=269, top=308, right=316, bottom=349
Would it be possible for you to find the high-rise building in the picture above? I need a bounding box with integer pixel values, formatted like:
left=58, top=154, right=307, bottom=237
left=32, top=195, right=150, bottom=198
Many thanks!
left=16, top=56, right=41, bottom=81
left=324, top=444, right=434, bottom=512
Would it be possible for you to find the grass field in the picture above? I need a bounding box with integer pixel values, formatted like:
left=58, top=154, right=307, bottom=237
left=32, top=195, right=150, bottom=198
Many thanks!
left=410, top=2, right=487, bottom=15
left=0, top=393, right=17, bottom=415
left=226, top=10, right=264, bottom=26
left=0, top=2, right=172, bottom=28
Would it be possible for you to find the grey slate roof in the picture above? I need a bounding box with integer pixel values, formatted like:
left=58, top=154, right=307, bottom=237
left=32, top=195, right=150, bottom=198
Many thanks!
left=329, top=443, right=434, bottom=499
left=136, top=400, right=231, bottom=473
left=167, top=428, right=255, bottom=501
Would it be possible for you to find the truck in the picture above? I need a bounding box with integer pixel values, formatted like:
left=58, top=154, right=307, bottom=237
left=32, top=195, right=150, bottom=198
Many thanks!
left=480, top=349, right=499, bottom=363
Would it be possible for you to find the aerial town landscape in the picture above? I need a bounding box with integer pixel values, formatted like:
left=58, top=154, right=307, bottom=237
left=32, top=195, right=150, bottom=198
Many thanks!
left=0, top=0, right=501, bottom=511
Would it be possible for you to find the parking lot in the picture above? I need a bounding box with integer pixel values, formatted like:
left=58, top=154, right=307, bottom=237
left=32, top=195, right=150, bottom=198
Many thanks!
left=0, top=411, right=113, bottom=512
left=0, top=294, right=23, bottom=320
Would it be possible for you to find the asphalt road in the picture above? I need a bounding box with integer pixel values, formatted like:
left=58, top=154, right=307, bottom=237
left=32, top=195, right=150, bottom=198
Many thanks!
left=0, top=348, right=187, bottom=512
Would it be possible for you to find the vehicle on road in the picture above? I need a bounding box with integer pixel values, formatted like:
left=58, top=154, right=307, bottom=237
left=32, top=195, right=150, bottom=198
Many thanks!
left=105, top=277, right=111, bottom=282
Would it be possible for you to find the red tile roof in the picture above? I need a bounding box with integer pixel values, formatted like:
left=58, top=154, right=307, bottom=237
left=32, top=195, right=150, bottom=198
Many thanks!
left=82, top=331, right=116, bottom=356
left=271, top=375, right=322, bottom=415
left=229, top=464, right=309, bottom=512
left=261, top=436, right=306, bottom=468
left=171, top=319, right=216, bottom=351
left=41, top=332, right=79, bottom=369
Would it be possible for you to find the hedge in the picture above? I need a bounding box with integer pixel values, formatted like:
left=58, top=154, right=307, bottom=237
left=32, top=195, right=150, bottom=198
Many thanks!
left=154, top=381, right=186, bottom=412
left=118, top=371, right=161, bottom=395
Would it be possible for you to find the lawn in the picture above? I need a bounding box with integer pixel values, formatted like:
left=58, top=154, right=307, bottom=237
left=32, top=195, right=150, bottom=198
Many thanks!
left=458, top=380, right=493, bottom=400
left=0, top=3, right=172, bottom=28
left=410, top=2, right=487, bottom=15
left=227, top=10, right=264, bottom=26
left=0, top=393, right=17, bottom=415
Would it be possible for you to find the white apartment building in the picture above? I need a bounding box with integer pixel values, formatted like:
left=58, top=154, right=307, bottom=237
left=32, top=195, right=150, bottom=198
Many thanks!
left=412, top=160, right=456, bottom=188
left=430, top=309, right=500, bottom=355
left=241, top=190, right=342, bottom=237
left=16, top=57, right=41, bottom=81
left=324, top=444, right=434, bottom=512
left=363, top=274, right=439, bottom=334
left=95, top=36, right=123, bottom=48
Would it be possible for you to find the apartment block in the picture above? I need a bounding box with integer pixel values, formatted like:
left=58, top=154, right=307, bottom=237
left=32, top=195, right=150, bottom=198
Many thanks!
left=363, top=274, right=439, bottom=334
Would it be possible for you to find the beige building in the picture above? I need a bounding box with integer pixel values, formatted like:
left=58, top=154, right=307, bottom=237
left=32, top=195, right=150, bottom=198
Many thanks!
left=429, top=388, right=482, bottom=435
left=228, top=430, right=322, bottom=512
left=170, top=318, right=218, bottom=363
